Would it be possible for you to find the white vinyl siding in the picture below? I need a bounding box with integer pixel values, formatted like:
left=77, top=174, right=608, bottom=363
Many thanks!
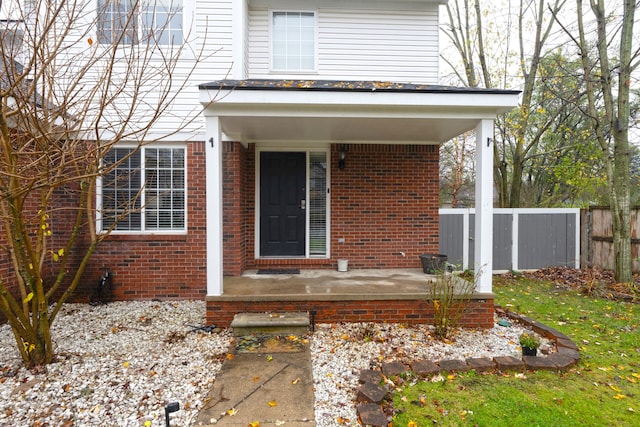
left=40, top=1, right=237, bottom=143
left=248, top=5, right=440, bottom=83
left=248, top=7, right=270, bottom=74
left=34, top=0, right=444, bottom=145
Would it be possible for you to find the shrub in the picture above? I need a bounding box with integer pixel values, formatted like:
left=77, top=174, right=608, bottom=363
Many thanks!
left=430, top=271, right=476, bottom=339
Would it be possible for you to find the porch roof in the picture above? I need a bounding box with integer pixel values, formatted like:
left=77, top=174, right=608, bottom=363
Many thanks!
left=198, top=79, right=520, bottom=144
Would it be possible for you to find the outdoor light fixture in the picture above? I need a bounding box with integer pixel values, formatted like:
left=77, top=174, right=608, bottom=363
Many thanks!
left=165, top=402, right=180, bottom=427
left=338, top=144, right=348, bottom=170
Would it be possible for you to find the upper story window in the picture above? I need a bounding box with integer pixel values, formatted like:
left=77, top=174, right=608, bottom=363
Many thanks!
left=98, top=0, right=183, bottom=46
left=100, top=146, right=186, bottom=233
left=271, top=11, right=315, bottom=71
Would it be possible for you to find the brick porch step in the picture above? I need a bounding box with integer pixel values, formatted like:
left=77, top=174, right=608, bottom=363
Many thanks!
left=230, top=312, right=310, bottom=337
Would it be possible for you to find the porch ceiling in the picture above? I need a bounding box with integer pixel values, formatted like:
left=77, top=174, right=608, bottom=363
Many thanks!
left=215, top=115, right=481, bottom=143
left=199, top=79, right=521, bottom=144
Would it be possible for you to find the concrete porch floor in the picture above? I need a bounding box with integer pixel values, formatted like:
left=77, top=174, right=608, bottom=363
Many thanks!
left=206, top=269, right=495, bottom=328
left=215, top=268, right=490, bottom=301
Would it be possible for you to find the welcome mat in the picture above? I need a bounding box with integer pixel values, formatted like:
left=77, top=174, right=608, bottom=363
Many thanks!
left=256, top=269, right=300, bottom=275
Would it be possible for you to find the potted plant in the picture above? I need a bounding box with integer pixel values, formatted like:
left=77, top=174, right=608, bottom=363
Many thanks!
left=519, top=332, right=540, bottom=356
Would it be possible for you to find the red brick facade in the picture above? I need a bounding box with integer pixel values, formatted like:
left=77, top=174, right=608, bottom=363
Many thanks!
left=209, top=142, right=503, bottom=330
left=328, top=144, right=440, bottom=269
left=223, top=142, right=440, bottom=272
left=2, top=139, right=496, bottom=329
left=75, top=141, right=208, bottom=301
left=206, top=297, right=495, bottom=329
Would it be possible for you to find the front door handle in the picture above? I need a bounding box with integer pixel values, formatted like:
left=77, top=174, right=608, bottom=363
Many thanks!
left=301, top=200, right=306, bottom=210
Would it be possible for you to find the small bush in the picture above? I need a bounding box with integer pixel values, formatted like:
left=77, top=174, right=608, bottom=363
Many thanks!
left=430, top=271, right=476, bottom=339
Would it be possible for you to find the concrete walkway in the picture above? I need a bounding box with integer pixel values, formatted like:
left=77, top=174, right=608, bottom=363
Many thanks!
left=194, top=337, right=316, bottom=426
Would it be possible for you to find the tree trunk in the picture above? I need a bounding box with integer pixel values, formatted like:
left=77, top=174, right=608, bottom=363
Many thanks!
left=577, top=0, right=635, bottom=283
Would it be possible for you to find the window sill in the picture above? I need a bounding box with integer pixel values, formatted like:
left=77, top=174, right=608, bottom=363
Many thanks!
left=101, top=233, right=188, bottom=242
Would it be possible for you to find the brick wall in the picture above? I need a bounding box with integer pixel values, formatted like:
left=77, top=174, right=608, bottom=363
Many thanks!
left=74, top=141, right=208, bottom=302
left=206, top=297, right=495, bottom=329
left=232, top=143, right=440, bottom=271
left=223, top=142, right=247, bottom=276
left=330, top=144, right=439, bottom=269
left=0, top=133, right=86, bottom=316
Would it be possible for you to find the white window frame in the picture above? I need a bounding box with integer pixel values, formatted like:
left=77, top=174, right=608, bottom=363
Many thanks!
left=97, top=144, right=188, bottom=234
left=269, top=10, right=317, bottom=73
left=254, top=144, right=330, bottom=259
left=97, top=0, right=188, bottom=47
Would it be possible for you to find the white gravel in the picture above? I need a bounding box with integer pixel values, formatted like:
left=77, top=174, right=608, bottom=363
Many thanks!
left=0, top=301, right=535, bottom=427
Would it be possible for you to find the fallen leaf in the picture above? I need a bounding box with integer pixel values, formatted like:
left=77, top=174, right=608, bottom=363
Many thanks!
left=266, top=355, right=273, bottom=362
left=267, top=401, right=278, bottom=407
left=408, top=421, right=418, bottom=427
left=613, top=394, right=626, bottom=400
left=291, top=378, right=300, bottom=385
left=226, top=408, right=238, bottom=416
left=226, top=354, right=234, bottom=360
left=248, top=422, right=260, bottom=427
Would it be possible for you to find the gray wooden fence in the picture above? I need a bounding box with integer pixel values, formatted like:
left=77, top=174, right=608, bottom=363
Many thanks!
left=439, top=208, right=581, bottom=272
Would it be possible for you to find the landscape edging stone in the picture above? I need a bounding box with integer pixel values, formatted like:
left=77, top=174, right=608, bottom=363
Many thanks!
left=355, top=306, right=580, bottom=425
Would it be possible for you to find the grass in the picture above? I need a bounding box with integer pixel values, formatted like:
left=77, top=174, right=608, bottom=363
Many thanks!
left=392, top=275, right=640, bottom=426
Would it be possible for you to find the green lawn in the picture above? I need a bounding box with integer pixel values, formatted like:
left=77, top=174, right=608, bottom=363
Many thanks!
left=392, top=276, right=640, bottom=427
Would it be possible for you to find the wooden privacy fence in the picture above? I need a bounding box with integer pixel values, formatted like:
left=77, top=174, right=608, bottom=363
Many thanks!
left=439, top=208, right=581, bottom=272
left=581, top=207, right=640, bottom=272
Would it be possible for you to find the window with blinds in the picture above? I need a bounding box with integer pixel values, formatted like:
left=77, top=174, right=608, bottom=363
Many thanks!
left=100, top=146, right=186, bottom=232
left=309, top=152, right=327, bottom=256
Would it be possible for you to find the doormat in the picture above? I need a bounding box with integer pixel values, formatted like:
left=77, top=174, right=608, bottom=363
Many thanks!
left=256, top=269, right=300, bottom=275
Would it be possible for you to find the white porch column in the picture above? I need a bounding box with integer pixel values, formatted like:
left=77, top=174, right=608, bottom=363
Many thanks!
left=474, top=119, right=494, bottom=293
left=205, top=115, right=224, bottom=296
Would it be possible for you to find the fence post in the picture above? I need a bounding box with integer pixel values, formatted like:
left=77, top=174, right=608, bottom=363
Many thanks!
left=579, top=208, right=592, bottom=269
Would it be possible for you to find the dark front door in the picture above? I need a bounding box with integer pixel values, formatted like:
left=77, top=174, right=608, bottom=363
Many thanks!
left=260, top=152, right=306, bottom=256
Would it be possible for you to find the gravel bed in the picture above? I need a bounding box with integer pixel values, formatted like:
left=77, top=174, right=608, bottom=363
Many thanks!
left=0, top=301, right=534, bottom=426
left=0, top=301, right=232, bottom=427
left=310, top=320, right=534, bottom=426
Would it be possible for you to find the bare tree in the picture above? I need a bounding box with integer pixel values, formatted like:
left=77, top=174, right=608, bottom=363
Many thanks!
left=0, top=0, right=209, bottom=367
left=572, top=0, right=637, bottom=283
left=440, top=132, right=476, bottom=207
left=442, top=0, right=568, bottom=208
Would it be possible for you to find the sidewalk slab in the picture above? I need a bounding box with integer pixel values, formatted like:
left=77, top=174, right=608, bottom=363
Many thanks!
left=195, top=341, right=315, bottom=426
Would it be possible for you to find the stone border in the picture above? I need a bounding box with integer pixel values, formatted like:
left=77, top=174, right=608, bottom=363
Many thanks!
left=355, top=306, right=581, bottom=426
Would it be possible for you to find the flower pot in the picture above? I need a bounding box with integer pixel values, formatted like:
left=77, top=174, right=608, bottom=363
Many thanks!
left=337, top=259, right=349, bottom=272
left=522, top=346, right=537, bottom=356
left=419, top=254, right=447, bottom=274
